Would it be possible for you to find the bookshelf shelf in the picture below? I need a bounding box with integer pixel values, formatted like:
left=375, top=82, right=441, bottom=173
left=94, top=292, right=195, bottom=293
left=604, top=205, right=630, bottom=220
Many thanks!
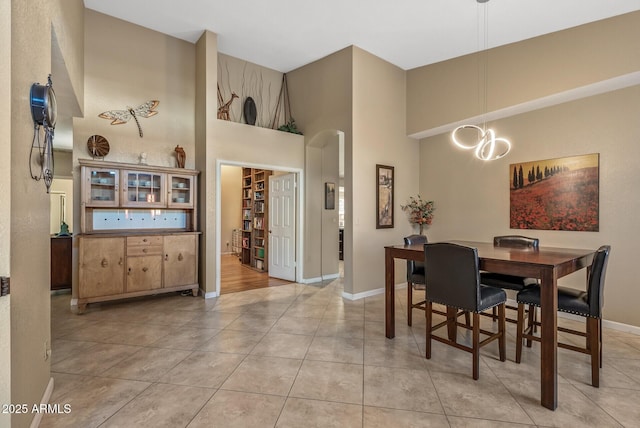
left=239, top=167, right=272, bottom=271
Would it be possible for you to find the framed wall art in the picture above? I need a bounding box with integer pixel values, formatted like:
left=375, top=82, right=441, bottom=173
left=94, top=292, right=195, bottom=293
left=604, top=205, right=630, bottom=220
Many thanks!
left=325, top=182, right=335, bottom=210
left=510, top=153, right=599, bottom=231
left=376, top=164, right=394, bottom=229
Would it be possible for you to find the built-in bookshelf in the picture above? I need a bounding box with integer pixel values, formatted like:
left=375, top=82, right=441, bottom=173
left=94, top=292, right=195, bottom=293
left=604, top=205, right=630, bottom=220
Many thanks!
left=240, top=168, right=272, bottom=271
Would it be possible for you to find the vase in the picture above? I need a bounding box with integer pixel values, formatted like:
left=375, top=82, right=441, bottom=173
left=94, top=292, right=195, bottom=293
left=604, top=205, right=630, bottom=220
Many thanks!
left=419, top=224, right=424, bottom=235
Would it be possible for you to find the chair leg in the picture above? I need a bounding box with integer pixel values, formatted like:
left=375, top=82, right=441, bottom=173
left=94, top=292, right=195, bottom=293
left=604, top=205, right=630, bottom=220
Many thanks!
left=492, top=306, right=497, bottom=320
left=472, top=312, right=480, bottom=380
left=498, top=304, right=506, bottom=362
left=530, top=305, right=537, bottom=333
left=465, top=311, right=471, bottom=327
left=425, top=301, right=432, bottom=359
left=515, top=303, right=525, bottom=364
left=588, top=317, right=600, bottom=387
left=407, top=282, right=413, bottom=326
left=599, top=318, right=603, bottom=369
left=526, top=304, right=535, bottom=348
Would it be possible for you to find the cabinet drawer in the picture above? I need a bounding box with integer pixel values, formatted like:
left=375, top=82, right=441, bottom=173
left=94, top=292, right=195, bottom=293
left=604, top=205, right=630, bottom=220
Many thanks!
left=127, top=245, right=163, bottom=256
left=127, top=236, right=163, bottom=247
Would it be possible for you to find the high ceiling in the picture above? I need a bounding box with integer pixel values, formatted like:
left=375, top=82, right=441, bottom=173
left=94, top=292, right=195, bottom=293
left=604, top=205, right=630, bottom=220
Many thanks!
left=84, top=0, right=640, bottom=72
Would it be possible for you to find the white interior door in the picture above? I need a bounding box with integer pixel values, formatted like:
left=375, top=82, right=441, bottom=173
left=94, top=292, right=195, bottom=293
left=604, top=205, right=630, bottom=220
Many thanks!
left=269, top=173, right=296, bottom=281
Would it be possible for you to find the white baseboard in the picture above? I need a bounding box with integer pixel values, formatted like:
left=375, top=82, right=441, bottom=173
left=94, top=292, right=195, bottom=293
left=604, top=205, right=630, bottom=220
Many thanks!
left=338, top=292, right=640, bottom=336
left=301, top=277, right=322, bottom=284
left=204, top=291, right=218, bottom=299
left=322, top=273, right=340, bottom=281
left=342, top=282, right=407, bottom=301
left=30, top=377, right=54, bottom=428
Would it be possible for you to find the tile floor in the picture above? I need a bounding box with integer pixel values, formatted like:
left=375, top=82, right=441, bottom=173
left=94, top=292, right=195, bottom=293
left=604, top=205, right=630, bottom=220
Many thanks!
left=42, top=277, right=640, bottom=428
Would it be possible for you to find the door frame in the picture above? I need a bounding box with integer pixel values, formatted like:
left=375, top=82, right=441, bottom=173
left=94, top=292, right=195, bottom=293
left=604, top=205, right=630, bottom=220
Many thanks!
left=215, top=159, right=304, bottom=296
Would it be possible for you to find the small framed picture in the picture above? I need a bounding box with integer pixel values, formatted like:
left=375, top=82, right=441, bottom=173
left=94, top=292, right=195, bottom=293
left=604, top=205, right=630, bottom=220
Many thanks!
left=376, top=164, right=394, bottom=228
left=325, top=182, right=335, bottom=210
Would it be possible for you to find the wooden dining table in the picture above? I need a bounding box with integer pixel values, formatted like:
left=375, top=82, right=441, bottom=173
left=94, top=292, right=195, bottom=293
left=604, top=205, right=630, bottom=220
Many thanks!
left=384, top=240, right=595, bottom=410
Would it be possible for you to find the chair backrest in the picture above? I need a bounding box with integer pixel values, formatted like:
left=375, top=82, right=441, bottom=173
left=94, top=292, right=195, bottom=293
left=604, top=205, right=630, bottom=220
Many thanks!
left=404, top=235, right=427, bottom=280
left=493, top=235, right=539, bottom=249
left=587, top=245, right=611, bottom=317
left=424, top=242, right=480, bottom=312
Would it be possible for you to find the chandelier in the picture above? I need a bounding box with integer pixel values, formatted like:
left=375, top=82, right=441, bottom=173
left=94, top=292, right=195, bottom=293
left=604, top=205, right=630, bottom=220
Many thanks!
left=451, top=0, right=511, bottom=161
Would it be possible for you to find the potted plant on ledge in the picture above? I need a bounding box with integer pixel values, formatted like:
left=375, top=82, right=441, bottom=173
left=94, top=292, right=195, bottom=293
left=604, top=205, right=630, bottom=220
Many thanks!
left=401, top=195, right=435, bottom=235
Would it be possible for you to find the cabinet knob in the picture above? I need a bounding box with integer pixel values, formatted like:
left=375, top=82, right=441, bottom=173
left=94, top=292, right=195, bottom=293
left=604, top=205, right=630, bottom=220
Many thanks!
left=101, top=258, right=108, bottom=268
left=142, top=267, right=148, bottom=272
left=127, top=267, right=131, bottom=275
left=119, top=258, right=123, bottom=265
left=143, top=238, right=148, bottom=242
left=164, top=254, right=169, bottom=261
left=142, top=248, right=148, bottom=253
left=178, top=253, right=183, bottom=261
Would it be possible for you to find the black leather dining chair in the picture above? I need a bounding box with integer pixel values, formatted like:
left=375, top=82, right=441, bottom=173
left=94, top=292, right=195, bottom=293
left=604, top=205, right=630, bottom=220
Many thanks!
left=515, top=245, right=611, bottom=387
left=480, top=235, right=539, bottom=325
left=404, top=234, right=427, bottom=326
left=424, top=242, right=507, bottom=380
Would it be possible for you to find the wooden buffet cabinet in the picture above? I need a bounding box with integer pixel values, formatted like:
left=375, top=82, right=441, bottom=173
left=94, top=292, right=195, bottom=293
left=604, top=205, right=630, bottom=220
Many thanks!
left=77, top=159, right=199, bottom=312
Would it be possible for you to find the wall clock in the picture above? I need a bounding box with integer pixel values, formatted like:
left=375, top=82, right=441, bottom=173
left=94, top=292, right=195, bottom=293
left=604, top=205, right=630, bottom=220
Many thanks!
left=29, top=75, right=56, bottom=193
left=87, top=135, right=110, bottom=158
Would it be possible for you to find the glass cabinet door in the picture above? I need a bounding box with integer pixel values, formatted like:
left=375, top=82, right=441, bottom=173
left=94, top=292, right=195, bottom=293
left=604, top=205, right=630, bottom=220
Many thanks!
left=85, top=168, right=119, bottom=206
left=122, top=170, right=165, bottom=207
left=168, top=174, right=194, bottom=208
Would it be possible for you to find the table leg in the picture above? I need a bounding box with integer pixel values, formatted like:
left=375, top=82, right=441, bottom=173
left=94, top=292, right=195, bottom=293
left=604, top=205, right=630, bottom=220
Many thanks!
left=540, top=269, right=558, bottom=410
left=385, top=247, right=395, bottom=339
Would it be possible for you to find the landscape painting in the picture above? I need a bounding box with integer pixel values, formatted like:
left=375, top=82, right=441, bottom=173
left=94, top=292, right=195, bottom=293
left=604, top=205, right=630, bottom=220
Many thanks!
left=510, top=153, right=599, bottom=231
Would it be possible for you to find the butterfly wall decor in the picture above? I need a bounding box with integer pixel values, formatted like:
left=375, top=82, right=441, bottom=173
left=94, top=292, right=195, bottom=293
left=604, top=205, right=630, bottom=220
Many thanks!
left=98, top=100, right=159, bottom=137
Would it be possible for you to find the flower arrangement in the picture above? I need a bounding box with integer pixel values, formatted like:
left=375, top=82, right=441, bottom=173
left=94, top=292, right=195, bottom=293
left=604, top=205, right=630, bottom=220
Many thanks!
left=401, top=195, right=435, bottom=234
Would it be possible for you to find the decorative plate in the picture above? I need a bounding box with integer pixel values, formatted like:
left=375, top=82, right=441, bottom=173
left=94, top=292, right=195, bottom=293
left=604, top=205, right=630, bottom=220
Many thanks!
left=87, top=135, right=110, bottom=158
left=243, top=97, right=257, bottom=126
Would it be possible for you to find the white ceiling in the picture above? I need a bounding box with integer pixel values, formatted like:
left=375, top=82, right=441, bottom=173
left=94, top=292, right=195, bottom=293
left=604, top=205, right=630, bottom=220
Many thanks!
left=83, top=0, right=640, bottom=72
left=53, top=1, right=638, bottom=150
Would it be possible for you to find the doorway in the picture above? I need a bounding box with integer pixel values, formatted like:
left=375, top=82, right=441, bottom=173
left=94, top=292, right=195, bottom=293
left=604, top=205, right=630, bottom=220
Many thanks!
left=216, top=161, right=303, bottom=295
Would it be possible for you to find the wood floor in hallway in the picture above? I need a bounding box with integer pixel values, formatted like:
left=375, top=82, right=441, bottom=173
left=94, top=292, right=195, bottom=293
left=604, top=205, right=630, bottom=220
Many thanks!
left=220, top=253, right=292, bottom=294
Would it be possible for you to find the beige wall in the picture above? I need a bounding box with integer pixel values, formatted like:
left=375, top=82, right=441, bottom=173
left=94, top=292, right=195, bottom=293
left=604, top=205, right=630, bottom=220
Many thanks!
left=288, top=47, right=420, bottom=293
left=409, top=11, right=640, bottom=328
left=221, top=165, right=242, bottom=253
left=0, top=0, right=10, bottom=421
left=288, top=47, right=353, bottom=284
left=53, top=149, right=73, bottom=178
left=195, top=31, right=218, bottom=295
left=8, top=1, right=84, bottom=426
left=419, top=86, right=640, bottom=327
left=218, top=53, right=284, bottom=128
left=75, top=10, right=196, bottom=169
left=351, top=47, right=420, bottom=295
left=407, top=11, right=640, bottom=135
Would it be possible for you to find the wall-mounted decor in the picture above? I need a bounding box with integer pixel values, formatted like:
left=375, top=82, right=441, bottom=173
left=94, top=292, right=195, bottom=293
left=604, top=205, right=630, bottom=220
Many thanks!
left=98, top=100, right=159, bottom=138
left=376, top=164, right=394, bottom=229
left=87, top=135, right=110, bottom=159
left=325, top=182, right=335, bottom=210
left=510, top=153, right=599, bottom=231
left=29, top=74, right=57, bottom=193
left=243, top=97, right=257, bottom=125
